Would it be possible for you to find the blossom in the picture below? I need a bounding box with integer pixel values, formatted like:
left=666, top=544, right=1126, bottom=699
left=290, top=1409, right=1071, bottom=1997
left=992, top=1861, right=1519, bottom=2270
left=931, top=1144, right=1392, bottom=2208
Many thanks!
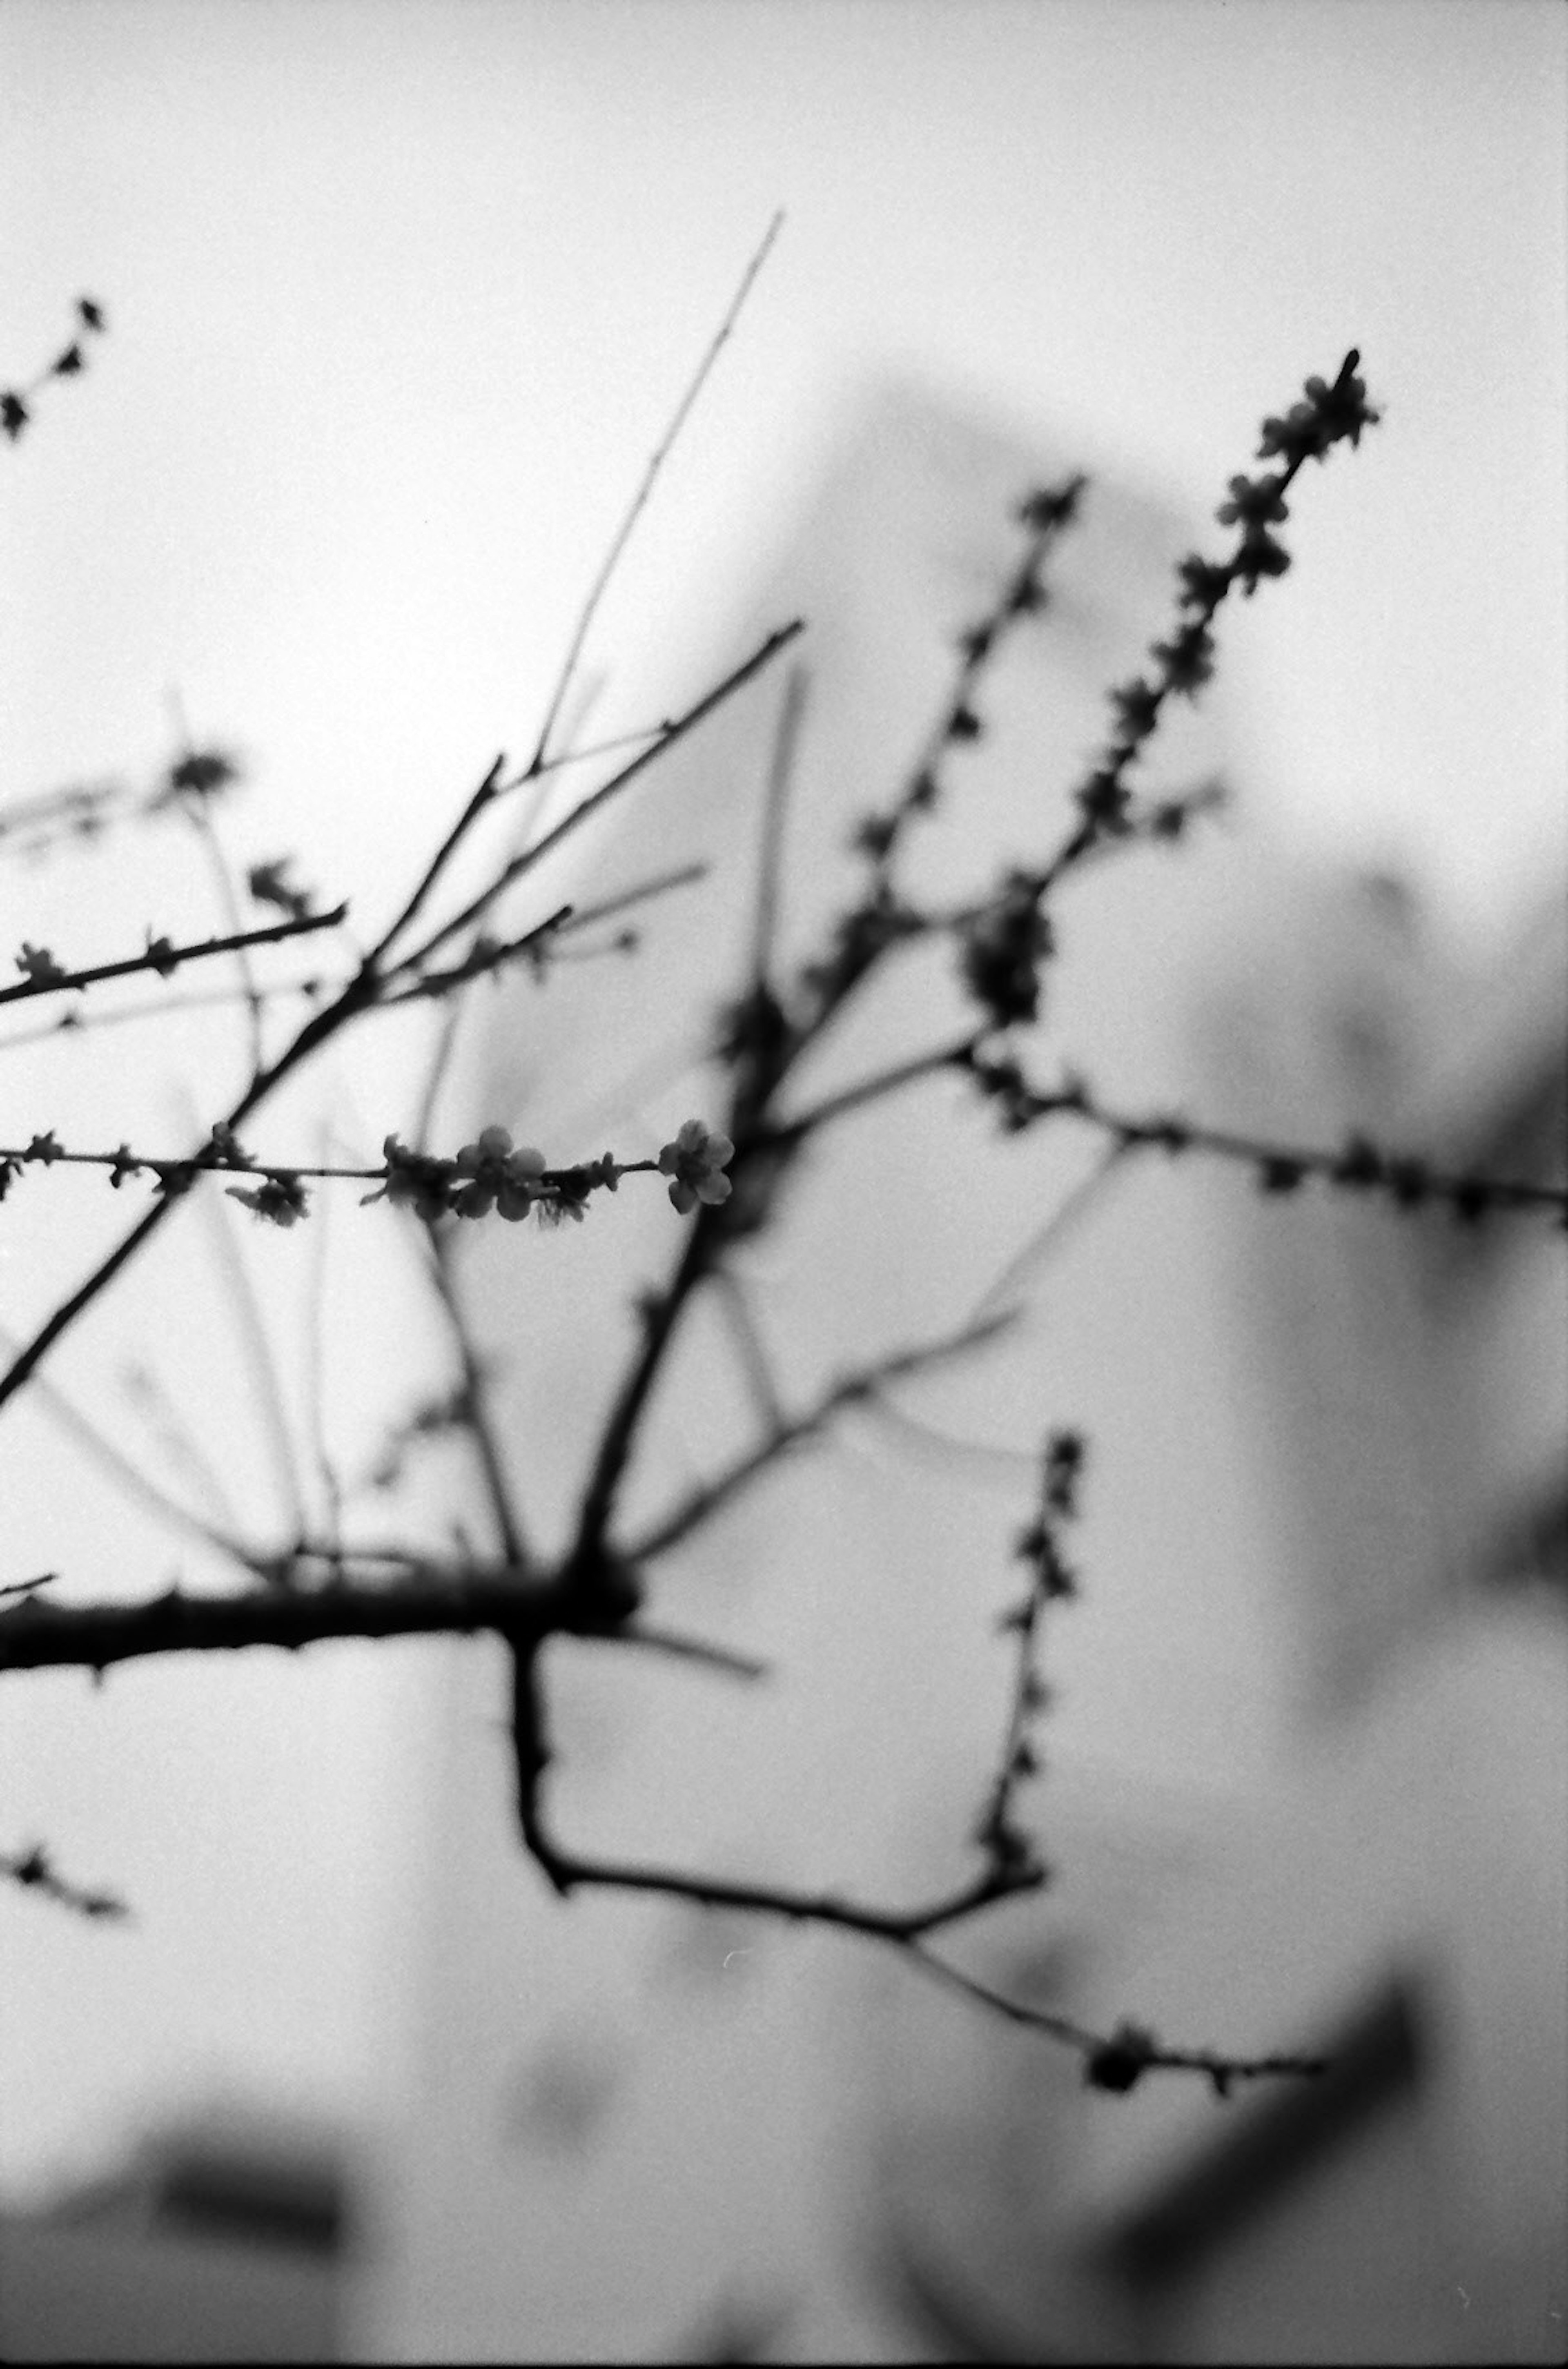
left=376, top=1133, right=456, bottom=1222
left=16, top=943, right=67, bottom=985
left=227, top=1175, right=310, bottom=1227
left=1175, top=553, right=1232, bottom=613
left=1299, top=354, right=1380, bottom=452
left=452, top=1125, right=546, bottom=1221
left=1107, top=676, right=1161, bottom=742
left=1233, top=526, right=1292, bottom=595
left=960, top=875, right=1054, bottom=1030
left=657, top=1119, right=734, bottom=1214
left=1256, top=399, right=1331, bottom=470
left=1215, top=472, right=1289, bottom=532
left=162, top=747, right=241, bottom=803
left=1149, top=620, right=1215, bottom=699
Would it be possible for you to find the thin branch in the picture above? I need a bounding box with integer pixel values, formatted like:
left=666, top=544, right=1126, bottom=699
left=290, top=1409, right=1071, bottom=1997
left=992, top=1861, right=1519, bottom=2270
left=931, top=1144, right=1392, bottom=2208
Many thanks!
left=0, top=904, right=347, bottom=1007
left=301, top=1121, right=345, bottom=1553
left=1, top=295, right=107, bottom=448
left=508, top=1805, right=1324, bottom=2093
left=378, top=904, right=574, bottom=1006
left=594, top=1621, right=769, bottom=1682
left=119, top=1358, right=245, bottom=1538
left=422, top=1224, right=530, bottom=1571
left=528, top=211, right=784, bottom=771
left=967, top=1064, right=1568, bottom=1229
left=0, top=1328, right=245, bottom=1563
left=183, top=1092, right=307, bottom=1556
left=399, top=620, right=804, bottom=979
left=966, top=1137, right=1131, bottom=1327
left=776, top=1033, right=977, bottom=1145
left=0, top=975, right=330, bottom=1056
left=3, top=1842, right=129, bottom=1921
left=711, top=1268, right=786, bottom=1434
left=623, top=1311, right=1017, bottom=1565
left=167, top=684, right=267, bottom=1074
left=0, top=1572, right=57, bottom=1601
left=751, top=662, right=808, bottom=992
left=364, top=752, right=508, bottom=972
left=897, top=1940, right=1325, bottom=2096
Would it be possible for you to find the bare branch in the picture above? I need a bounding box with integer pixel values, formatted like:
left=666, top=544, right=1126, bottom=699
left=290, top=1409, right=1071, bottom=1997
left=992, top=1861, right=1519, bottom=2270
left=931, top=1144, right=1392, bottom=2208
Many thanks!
left=3, top=1841, right=128, bottom=1922
left=624, top=1310, right=1017, bottom=1565
left=529, top=212, right=784, bottom=771
left=0, top=903, right=347, bottom=1007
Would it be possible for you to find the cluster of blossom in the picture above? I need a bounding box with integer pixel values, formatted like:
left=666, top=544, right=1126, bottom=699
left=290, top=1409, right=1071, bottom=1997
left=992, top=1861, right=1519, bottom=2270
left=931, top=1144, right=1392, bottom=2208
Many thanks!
left=368, top=1119, right=734, bottom=1230
left=974, top=1429, right=1085, bottom=1881
left=1, top=295, right=106, bottom=445
left=841, top=475, right=1087, bottom=898
left=1089, top=351, right=1379, bottom=813
left=946, top=355, right=1382, bottom=1039
left=0, top=1117, right=737, bottom=1232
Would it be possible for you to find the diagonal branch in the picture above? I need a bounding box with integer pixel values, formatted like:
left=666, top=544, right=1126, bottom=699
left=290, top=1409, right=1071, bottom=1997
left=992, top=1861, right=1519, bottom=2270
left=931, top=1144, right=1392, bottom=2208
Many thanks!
left=623, top=1310, right=1017, bottom=1565
left=399, top=620, right=804, bottom=979
left=0, top=904, right=347, bottom=1007
left=529, top=211, right=784, bottom=771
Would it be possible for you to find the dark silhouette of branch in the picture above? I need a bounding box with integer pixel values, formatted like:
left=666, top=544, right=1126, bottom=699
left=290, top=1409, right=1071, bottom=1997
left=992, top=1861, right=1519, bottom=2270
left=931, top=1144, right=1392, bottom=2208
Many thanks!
left=528, top=212, right=784, bottom=771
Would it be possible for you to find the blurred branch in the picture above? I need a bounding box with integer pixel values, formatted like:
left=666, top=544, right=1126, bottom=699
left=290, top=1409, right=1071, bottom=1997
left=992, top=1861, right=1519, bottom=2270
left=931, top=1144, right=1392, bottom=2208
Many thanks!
left=2, top=1841, right=128, bottom=1921
left=2, top=295, right=107, bottom=447
left=624, top=1310, right=1017, bottom=1565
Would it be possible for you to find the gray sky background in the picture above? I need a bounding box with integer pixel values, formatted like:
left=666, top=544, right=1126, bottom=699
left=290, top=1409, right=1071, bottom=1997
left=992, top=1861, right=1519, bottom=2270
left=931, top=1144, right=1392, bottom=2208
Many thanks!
left=2, top=0, right=1564, bottom=2193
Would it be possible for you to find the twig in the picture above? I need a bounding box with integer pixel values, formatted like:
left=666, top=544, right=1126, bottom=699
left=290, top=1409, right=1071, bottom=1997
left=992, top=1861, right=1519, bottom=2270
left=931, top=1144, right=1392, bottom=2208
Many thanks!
left=0, top=904, right=347, bottom=1007
left=594, top=1622, right=769, bottom=1683
left=2, top=1841, right=128, bottom=1921
left=399, top=620, right=804, bottom=978
left=966, top=1137, right=1131, bottom=1327
left=422, top=1222, right=530, bottom=1571
left=0, top=628, right=791, bottom=1415
left=964, top=1061, right=1568, bottom=1229
left=301, top=1121, right=345, bottom=1553
left=0, top=1329, right=245, bottom=1563
left=711, top=1269, right=786, bottom=1434
left=624, top=1311, right=1017, bottom=1565
left=528, top=212, right=784, bottom=771
left=751, top=662, right=808, bottom=993
left=180, top=1085, right=307, bottom=1557
left=1, top=295, right=107, bottom=447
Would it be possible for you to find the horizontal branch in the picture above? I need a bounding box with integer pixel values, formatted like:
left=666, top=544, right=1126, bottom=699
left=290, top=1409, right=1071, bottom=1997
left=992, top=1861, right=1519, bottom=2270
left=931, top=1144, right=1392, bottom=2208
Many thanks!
left=964, top=1056, right=1568, bottom=1229
left=0, top=1569, right=566, bottom=1676
left=517, top=1812, right=1323, bottom=2097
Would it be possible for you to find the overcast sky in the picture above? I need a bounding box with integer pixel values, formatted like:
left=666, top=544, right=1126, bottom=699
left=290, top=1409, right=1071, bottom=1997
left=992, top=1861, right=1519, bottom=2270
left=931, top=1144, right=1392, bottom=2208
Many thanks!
left=2, top=0, right=1564, bottom=2195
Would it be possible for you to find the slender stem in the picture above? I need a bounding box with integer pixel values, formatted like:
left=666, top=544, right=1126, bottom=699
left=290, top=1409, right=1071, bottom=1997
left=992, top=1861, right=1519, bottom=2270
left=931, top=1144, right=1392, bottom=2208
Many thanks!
left=751, top=662, right=808, bottom=992
left=402, top=621, right=804, bottom=978
left=778, top=1034, right=977, bottom=1143
left=0, top=904, right=347, bottom=1007
left=187, top=800, right=263, bottom=1075
left=529, top=212, right=784, bottom=771
left=624, top=1311, right=1016, bottom=1565
left=366, top=753, right=506, bottom=970
left=423, top=1224, right=529, bottom=1571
